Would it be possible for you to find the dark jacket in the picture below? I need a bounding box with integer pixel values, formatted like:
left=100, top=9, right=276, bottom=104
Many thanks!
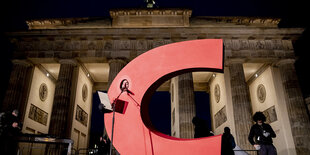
left=248, top=123, right=276, bottom=145
left=0, top=112, right=20, bottom=137
left=0, top=112, right=10, bottom=136
left=221, top=133, right=236, bottom=155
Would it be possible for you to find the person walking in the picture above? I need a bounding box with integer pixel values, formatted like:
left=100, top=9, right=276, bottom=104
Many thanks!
left=221, top=127, right=236, bottom=155
left=248, top=112, right=277, bottom=155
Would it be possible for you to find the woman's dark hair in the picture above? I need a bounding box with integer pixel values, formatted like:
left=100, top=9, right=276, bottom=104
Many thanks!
left=224, top=127, right=231, bottom=134
left=252, top=111, right=266, bottom=122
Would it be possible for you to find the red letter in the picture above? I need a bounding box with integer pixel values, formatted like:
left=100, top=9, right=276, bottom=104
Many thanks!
left=106, top=39, right=223, bottom=155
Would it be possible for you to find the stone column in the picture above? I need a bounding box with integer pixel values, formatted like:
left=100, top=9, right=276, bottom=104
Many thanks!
left=49, top=59, right=78, bottom=138
left=277, top=59, right=310, bottom=155
left=306, top=96, right=310, bottom=115
left=178, top=72, right=196, bottom=139
left=228, top=61, right=253, bottom=150
left=2, top=59, right=33, bottom=121
left=107, top=59, right=127, bottom=90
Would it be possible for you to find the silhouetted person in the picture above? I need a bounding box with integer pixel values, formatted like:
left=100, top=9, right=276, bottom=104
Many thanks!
left=98, top=136, right=110, bottom=155
left=192, top=116, right=213, bottom=138
left=248, top=112, right=277, bottom=155
left=0, top=109, right=21, bottom=154
left=221, top=127, right=236, bottom=155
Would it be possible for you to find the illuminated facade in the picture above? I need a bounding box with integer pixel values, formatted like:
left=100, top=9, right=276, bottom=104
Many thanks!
left=3, top=8, right=310, bottom=154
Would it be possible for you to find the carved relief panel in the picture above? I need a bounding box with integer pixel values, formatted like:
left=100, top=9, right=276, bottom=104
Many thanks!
left=39, top=83, right=48, bottom=101
left=214, top=84, right=221, bottom=103
left=82, top=84, right=88, bottom=102
left=257, top=84, right=266, bottom=103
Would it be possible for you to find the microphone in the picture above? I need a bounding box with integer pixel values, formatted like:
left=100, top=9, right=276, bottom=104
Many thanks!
left=120, top=79, right=134, bottom=95
left=126, top=89, right=135, bottom=95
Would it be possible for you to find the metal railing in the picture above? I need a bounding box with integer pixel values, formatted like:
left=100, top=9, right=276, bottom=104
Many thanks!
left=234, top=149, right=259, bottom=155
left=16, top=134, right=259, bottom=155
left=77, top=148, right=98, bottom=154
left=17, top=146, right=259, bottom=155
left=17, top=134, right=74, bottom=155
left=18, top=145, right=77, bottom=155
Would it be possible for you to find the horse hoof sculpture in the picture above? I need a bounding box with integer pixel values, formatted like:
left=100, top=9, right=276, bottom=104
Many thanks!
left=106, top=39, right=223, bottom=155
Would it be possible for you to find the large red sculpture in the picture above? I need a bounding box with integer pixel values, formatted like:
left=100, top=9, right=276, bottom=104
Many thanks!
left=105, top=39, right=223, bottom=154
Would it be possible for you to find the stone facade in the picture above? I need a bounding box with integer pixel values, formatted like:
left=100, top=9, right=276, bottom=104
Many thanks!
left=3, top=8, right=310, bottom=154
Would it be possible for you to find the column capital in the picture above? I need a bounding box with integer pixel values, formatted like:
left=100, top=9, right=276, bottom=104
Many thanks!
left=224, top=58, right=246, bottom=66
left=273, top=59, right=295, bottom=67
left=58, top=59, right=78, bottom=66
left=108, top=58, right=128, bottom=64
left=12, top=59, right=33, bottom=67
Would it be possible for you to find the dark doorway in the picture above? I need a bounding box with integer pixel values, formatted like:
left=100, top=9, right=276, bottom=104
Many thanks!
left=149, top=91, right=171, bottom=135
left=89, top=92, right=105, bottom=148
left=194, top=91, right=211, bottom=130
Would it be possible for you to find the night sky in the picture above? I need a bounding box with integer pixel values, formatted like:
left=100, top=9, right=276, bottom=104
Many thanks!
left=1, top=0, right=309, bottom=31
left=1, top=0, right=309, bottom=147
